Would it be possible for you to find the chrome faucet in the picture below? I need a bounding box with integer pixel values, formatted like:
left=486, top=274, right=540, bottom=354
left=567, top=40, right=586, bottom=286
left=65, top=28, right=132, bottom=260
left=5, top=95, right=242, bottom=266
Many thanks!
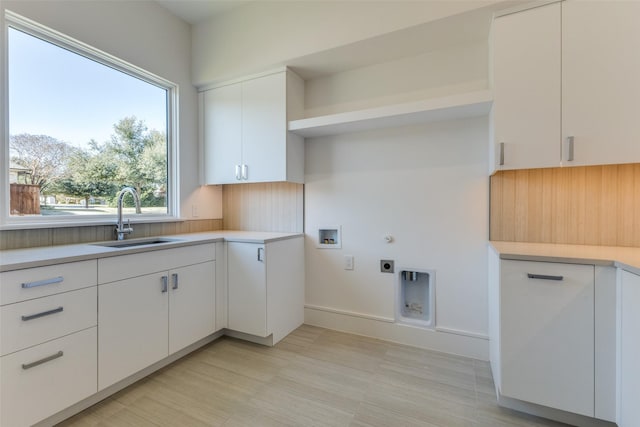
left=115, top=187, right=141, bottom=240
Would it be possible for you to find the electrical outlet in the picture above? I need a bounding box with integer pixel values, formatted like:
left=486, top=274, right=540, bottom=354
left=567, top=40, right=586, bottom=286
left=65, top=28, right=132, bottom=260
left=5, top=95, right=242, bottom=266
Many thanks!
left=344, top=255, right=354, bottom=270
left=380, top=260, right=394, bottom=273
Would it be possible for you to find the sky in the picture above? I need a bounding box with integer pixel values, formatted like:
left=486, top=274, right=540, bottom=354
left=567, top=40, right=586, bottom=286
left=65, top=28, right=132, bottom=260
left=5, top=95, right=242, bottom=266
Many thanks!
left=8, top=27, right=167, bottom=148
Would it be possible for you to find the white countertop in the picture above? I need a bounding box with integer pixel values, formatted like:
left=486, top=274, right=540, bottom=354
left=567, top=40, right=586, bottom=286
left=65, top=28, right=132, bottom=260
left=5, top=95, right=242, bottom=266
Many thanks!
left=0, top=231, right=302, bottom=272
left=490, top=241, right=640, bottom=276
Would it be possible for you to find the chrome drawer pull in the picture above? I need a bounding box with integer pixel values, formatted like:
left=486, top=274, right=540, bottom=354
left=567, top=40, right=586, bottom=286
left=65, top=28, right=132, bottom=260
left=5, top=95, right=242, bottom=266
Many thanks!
left=527, top=273, right=564, bottom=281
left=161, top=275, right=168, bottom=293
left=21, top=306, right=64, bottom=321
left=22, top=351, right=64, bottom=370
left=171, top=273, right=179, bottom=290
left=21, top=276, right=64, bottom=289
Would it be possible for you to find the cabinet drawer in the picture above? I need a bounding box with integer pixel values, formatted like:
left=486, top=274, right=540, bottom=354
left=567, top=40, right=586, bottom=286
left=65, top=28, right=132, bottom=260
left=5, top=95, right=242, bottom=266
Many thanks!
left=0, top=327, right=97, bottom=427
left=98, top=243, right=215, bottom=284
left=1, top=287, right=97, bottom=356
left=0, top=260, right=97, bottom=306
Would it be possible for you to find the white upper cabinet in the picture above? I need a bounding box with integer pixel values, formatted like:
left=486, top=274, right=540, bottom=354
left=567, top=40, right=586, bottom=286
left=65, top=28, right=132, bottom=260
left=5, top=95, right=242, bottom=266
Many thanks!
left=492, top=0, right=640, bottom=171
left=202, top=69, right=305, bottom=185
left=493, top=2, right=561, bottom=170
left=203, top=83, right=242, bottom=184
left=561, top=0, right=640, bottom=167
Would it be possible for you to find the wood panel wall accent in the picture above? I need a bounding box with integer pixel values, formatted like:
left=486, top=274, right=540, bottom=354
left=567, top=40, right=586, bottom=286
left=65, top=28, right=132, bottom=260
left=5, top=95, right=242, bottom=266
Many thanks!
left=222, top=182, right=304, bottom=233
left=0, top=219, right=223, bottom=250
left=490, top=164, right=640, bottom=247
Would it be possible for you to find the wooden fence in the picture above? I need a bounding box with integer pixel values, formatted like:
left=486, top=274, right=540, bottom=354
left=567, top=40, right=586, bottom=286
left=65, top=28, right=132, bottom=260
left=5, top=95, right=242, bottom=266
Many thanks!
left=10, top=184, right=40, bottom=215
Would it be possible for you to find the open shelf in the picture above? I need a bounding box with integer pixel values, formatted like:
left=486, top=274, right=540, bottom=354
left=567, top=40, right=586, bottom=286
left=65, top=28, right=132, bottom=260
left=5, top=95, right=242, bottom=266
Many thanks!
left=288, top=90, right=492, bottom=138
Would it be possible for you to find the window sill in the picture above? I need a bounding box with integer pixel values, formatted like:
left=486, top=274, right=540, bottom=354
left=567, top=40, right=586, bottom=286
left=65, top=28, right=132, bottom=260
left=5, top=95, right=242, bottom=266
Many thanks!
left=0, top=216, right=184, bottom=231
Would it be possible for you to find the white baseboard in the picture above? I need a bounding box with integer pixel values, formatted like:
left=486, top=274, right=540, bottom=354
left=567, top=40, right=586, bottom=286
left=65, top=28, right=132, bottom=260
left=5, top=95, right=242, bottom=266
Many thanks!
left=497, top=392, right=617, bottom=427
left=304, top=305, right=489, bottom=360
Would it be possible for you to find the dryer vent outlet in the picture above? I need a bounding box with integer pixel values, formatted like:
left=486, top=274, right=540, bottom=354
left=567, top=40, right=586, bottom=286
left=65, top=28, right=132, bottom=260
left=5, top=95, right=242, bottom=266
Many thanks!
left=380, top=260, right=394, bottom=273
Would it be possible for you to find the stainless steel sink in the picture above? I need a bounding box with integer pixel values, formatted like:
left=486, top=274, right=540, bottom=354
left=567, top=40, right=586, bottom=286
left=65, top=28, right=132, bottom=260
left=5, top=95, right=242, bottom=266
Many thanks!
left=92, top=237, right=183, bottom=248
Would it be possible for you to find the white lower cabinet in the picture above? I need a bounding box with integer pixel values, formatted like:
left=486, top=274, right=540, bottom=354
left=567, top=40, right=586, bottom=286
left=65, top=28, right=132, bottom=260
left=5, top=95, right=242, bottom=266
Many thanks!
left=500, top=260, right=595, bottom=416
left=228, top=242, right=268, bottom=337
left=98, top=244, right=215, bottom=390
left=0, top=327, right=97, bottom=427
left=227, top=237, right=304, bottom=344
left=0, top=236, right=305, bottom=425
left=618, top=270, right=640, bottom=426
left=98, top=272, right=169, bottom=390
left=0, top=261, right=98, bottom=427
left=169, top=261, right=216, bottom=354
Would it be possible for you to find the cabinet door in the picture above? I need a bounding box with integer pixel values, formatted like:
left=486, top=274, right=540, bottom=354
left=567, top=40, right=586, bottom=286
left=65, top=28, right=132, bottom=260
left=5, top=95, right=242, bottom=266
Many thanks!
left=562, top=1, right=640, bottom=167
left=618, top=271, right=640, bottom=426
left=500, top=260, right=594, bottom=416
left=203, top=83, right=242, bottom=184
left=242, top=73, right=287, bottom=182
left=169, top=261, right=216, bottom=354
left=98, top=272, right=168, bottom=390
left=227, top=242, right=267, bottom=337
left=493, top=3, right=561, bottom=170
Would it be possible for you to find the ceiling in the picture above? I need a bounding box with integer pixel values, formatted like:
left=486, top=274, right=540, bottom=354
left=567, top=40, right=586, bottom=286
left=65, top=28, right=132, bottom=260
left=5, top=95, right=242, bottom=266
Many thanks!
left=156, top=0, right=250, bottom=24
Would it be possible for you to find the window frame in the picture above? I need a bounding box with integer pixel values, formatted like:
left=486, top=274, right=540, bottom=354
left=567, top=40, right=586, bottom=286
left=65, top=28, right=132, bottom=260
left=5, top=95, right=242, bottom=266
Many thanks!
left=1, top=10, right=180, bottom=230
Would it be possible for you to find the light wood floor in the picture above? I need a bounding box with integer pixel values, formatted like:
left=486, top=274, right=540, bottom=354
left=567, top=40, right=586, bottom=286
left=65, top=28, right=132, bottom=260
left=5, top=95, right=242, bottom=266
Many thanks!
left=57, top=325, right=567, bottom=427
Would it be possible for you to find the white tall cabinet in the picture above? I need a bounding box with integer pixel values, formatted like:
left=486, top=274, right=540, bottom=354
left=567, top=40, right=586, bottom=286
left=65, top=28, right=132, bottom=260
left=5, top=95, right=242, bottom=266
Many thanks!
left=492, top=0, right=640, bottom=171
left=202, top=69, right=305, bottom=184
left=618, top=270, right=640, bottom=427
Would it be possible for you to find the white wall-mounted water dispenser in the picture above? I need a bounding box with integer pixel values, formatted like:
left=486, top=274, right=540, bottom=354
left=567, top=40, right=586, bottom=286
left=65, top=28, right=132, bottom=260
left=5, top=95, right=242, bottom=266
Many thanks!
left=396, top=268, right=435, bottom=328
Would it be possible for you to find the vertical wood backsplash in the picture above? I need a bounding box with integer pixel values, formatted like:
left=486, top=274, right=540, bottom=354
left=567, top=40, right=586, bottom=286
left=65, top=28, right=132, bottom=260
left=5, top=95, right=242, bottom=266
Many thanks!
left=0, top=219, right=223, bottom=250
left=490, top=164, right=640, bottom=247
left=222, top=182, right=304, bottom=233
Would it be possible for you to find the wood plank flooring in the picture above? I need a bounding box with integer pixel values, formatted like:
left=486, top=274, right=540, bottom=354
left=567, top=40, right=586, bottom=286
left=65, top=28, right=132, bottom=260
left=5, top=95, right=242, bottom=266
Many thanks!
left=57, top=325, right=567, bottom=427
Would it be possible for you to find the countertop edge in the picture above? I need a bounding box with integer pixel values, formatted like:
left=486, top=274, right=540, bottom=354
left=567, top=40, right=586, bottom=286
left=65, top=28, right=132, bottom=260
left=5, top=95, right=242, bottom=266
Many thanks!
left=0, top=231, right=303, bottom=272
left=489, top=241, right=640, bottom=276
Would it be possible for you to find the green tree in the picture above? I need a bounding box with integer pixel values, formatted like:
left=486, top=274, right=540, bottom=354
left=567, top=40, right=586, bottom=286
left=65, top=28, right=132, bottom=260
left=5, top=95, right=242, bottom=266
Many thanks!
left=53, top=143, right=119, bottom=208
left=103, top=116, right=167, bottom=212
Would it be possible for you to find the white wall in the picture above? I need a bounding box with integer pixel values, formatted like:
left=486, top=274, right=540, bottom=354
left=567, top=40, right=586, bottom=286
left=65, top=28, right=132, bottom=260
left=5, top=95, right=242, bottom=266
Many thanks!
left=1, top=1, right=222, bottom=220
left=192, top=0, right=507, bottom=86
left=305, top=117, right=489, bottom=357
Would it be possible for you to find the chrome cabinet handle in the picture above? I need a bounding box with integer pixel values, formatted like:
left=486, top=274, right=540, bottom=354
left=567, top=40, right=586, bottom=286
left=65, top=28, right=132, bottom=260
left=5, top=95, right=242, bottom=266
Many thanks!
left=565, top=136, right=574, bottom=161
left=161, top=275, right=168, bottom=293
left=235, top=165, right=241, bottom=180
left=527, top=273, right=564, bottom=281
left=499, top=142, right=505, bottom=166
left=242, top=164, right=248, bottom=180
left=21, top=306, right=64, bottom=321
left=257, top=247, right=265, bottom=262
left=21, top=276, right=64, bottom=289
left=171, top=273, right=179, bottom=290
left=22, top=351, right=64, bottom=370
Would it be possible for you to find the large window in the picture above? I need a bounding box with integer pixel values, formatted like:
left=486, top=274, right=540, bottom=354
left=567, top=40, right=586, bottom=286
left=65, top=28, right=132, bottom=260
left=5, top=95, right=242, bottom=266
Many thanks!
left=3, top=11, right=178, bottom=226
